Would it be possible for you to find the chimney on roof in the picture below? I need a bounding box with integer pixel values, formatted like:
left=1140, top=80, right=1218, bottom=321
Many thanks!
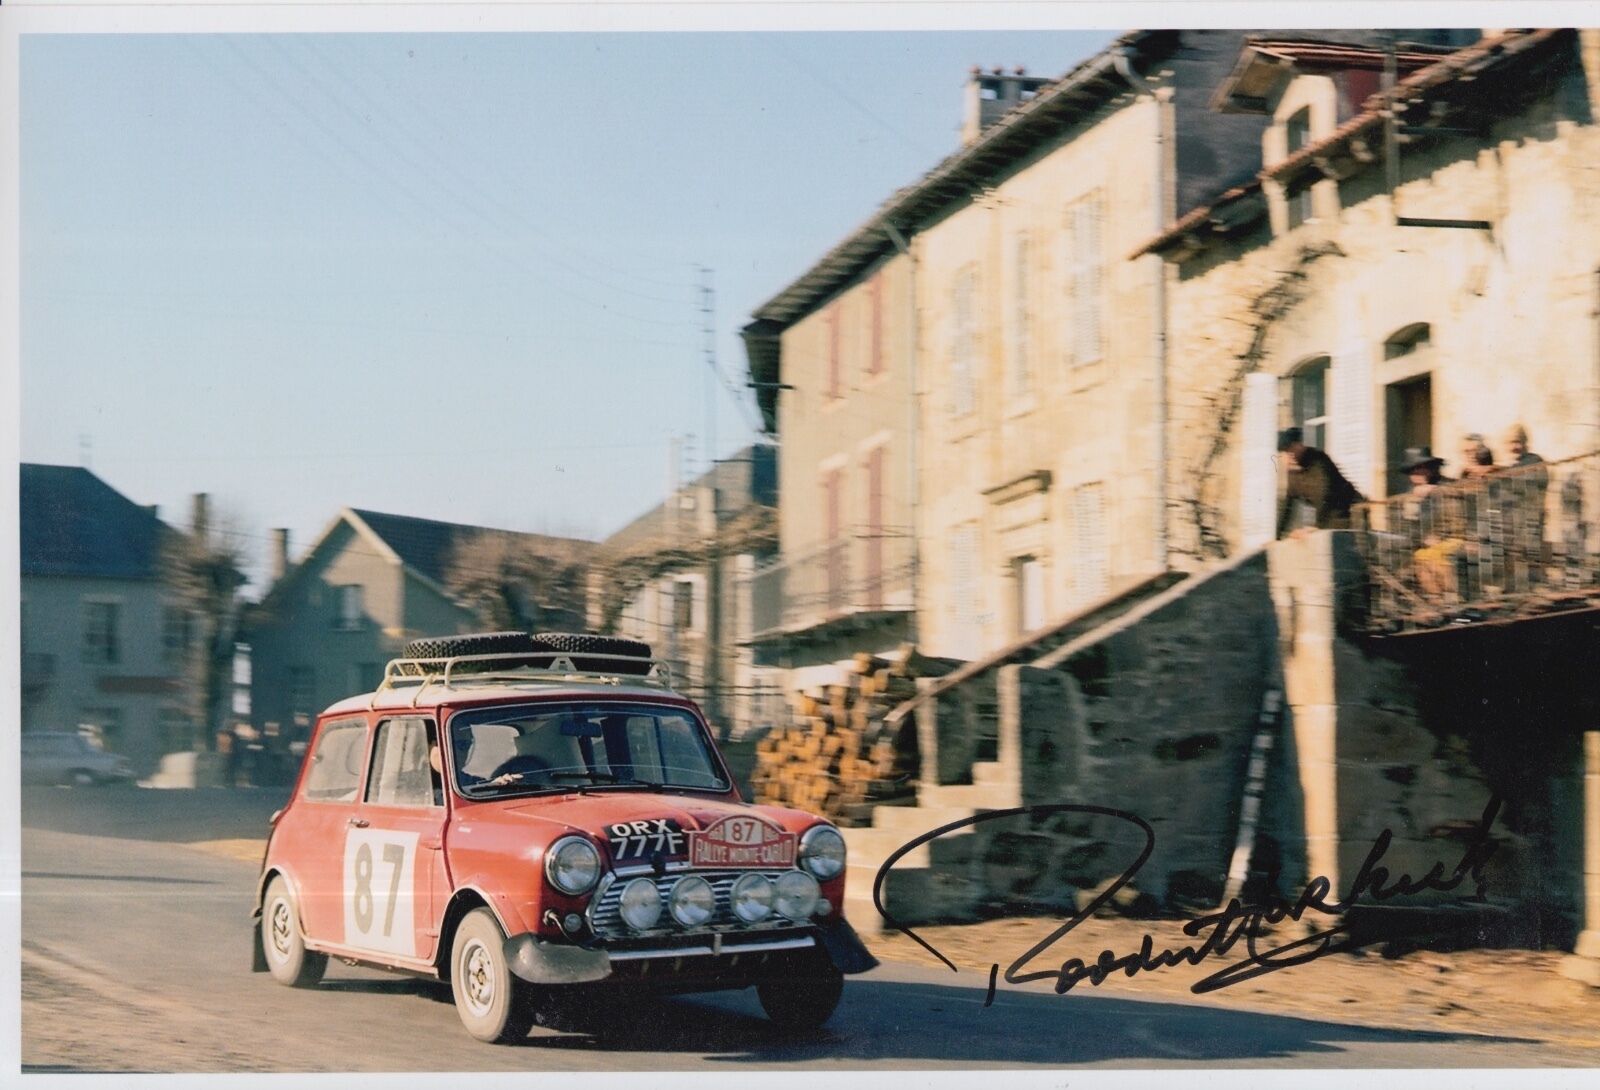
left=962, top=66, right=1054, bottom=146
left=190, top=493, right=210, bottom=542
left=271, top=528, right=290, bottom=584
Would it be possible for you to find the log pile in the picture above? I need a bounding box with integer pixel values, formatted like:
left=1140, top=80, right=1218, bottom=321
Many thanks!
left=750, top=646, right=960, bottom=826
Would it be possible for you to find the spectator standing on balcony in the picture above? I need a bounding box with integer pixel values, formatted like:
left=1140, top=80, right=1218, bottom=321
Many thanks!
left=1500, top=423, right=1550, bottom=584
left=1505, top=424, right=1546, bottom=473
left=1458, top=434, right=1497, bottom=480
left=1275, top=427, right=1364, bottom=538
left=1455, top=434, right=1501, bottom=591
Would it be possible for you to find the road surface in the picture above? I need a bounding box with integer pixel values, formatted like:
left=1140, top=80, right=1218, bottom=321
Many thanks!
left=19, top=785, right=1597, bottom=1072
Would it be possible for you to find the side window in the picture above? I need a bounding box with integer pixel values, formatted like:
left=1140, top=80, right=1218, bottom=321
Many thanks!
left=366, top=718, right=440, bottom=808
left=302, top=718, right=367, bottom=803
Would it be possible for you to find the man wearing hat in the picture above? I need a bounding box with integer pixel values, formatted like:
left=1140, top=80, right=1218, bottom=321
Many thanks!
left=1275, top=426, right=1364, bottom=537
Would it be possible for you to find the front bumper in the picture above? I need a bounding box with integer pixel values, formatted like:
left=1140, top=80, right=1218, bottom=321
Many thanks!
left=504, top=918, right=878, bottom=987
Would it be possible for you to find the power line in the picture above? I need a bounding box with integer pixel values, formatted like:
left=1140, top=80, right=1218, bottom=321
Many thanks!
left=322, top=35, right=696, bottom=294
left=297, top=35, right=698, bottom=307
left=203, top=37, right=695, bottom=334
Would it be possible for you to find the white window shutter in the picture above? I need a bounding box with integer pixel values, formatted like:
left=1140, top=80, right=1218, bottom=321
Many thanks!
left=951, top=268, right=976, bottom=417
left=1071, top=483, right=1108, bottom=604
left=1329, top=341, right=1372, bottom=500
left=949, top=524, right=981, bottom=658
left=1073, top=197, right=1103, bottom=365
left=1012, top=234, right=1030, bottom=397
left=1239, top=372, right=1278, bottom=550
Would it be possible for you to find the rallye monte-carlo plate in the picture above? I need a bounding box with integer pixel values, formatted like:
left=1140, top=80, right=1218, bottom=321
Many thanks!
left=606, top=818, right=687, bottom=861
left=688, top=814, right=797, bottom=868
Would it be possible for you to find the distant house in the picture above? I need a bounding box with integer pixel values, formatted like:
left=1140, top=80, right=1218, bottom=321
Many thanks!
left=20, top=465, right=215, bottom=774
left=589, top=445, right=781, bottom=738
left=247, top=508, right=594, bottom=734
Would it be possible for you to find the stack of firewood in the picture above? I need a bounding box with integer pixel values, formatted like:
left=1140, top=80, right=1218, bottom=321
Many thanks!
left=750, top=646, right=959, bottom=826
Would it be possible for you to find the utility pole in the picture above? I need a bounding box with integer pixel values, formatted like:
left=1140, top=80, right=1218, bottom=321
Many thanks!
left=698, top=266, right=723, bottom=730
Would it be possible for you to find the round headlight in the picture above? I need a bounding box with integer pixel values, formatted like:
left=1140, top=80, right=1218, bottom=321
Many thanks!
left=730, top=873, right=774, bottom=923
left=544, top=836, right=601, bottom=895
left=668, top=876, right=716, bottom=928
left=618, top=878, right=663, bottom=931
left=774, top=871, right=821, bottom=920
left=799, top=825, right=847, bottom=880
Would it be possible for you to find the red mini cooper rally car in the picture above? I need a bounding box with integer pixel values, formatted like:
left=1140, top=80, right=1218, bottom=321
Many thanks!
left=252, top=631, right=876, bottom=1042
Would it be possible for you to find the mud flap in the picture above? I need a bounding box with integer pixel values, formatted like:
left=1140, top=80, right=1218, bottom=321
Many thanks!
left=251, top=918, right=268, bottom=973
left=815, top=919, right=879, bottom=974
left=503, top=935, right=612, bottom=985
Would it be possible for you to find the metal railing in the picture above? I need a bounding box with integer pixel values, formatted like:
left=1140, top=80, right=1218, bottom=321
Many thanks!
left=1352, top=451, right=1600, bottom=633
left=748, top=528, right=915, bottom=639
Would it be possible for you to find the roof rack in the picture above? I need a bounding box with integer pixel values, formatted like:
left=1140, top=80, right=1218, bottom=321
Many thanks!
left=371, top=650, right=676, bottom=709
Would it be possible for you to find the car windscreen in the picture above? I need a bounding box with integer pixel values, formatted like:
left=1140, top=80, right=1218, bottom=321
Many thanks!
left=448, top=702, right=728, bottom=798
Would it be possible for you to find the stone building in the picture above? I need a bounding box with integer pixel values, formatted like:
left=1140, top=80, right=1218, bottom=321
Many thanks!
left=1137, top=29, right=1600, bottom=561
left=742, top=30, right=1466, bottom=678
left=1111, top=28, right=1600, bottom=972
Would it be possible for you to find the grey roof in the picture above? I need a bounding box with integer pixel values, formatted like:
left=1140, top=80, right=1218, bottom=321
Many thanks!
left=350, top=509, right=595, bottom=586
left=20, top=464, right=171, bottom=580
left=602, top=445, right=777, bottom=554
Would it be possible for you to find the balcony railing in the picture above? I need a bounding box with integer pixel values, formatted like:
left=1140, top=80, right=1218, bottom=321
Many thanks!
left=747, top=528, right=914, bottom=640
left=1352, top=450, right=1600, bottom=634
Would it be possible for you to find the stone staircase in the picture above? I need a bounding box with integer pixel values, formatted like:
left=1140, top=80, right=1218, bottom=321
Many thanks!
left=836, top=572, right=1187, bottom=935
left=842, top=761, right=1020, bottom=935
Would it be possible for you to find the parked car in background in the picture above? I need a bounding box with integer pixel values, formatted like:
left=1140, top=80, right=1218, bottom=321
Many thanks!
left=253, top=631, right=875, bottom=1043
left=21, top=732, right=135, bottom=786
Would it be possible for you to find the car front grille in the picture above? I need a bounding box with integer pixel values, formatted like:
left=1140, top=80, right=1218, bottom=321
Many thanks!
left=587, top=869, right=804, bottom=942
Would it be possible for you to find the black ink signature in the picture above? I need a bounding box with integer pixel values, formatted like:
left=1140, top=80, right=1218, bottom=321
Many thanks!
left=873, top=797, right=1501, bottom=1007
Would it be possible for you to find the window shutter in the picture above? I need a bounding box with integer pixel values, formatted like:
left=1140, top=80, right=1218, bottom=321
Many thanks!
left=869, top=275, right=884, bottom=376
left=1012, top=234, right=1030, bottom=397
left=1072, top=483, right=1108, bottom=604
left=951, top=268, right=976, bottom=416
left=827, top=305, right=841, bottom=399
left=1329, top=339, right=1372, bottom=500
left=1239, top=372, right=1279, bottom=550
left=1073, top=196, right=1103, bottom=365
left=949, top=523, right=981, bottom=658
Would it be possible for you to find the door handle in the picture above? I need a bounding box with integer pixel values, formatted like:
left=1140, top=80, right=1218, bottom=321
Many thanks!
left=348, top=817, right=369, bottom=828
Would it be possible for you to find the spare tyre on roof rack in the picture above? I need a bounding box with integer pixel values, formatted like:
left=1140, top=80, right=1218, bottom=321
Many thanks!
left=401, top=631, right=555, bottom=660
left=532, top=632, right=654, bottom=675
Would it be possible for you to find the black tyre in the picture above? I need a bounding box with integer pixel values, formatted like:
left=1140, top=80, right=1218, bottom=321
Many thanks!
left=532, top=632, right=654, bottom=674
left=532, top=632, right=652, bottom=658
left=450, top=908, right=537, bottom=1044
left=756, top=966, right=844, bottom=1030
left=402, top=632, right=553, bottom=660
left=261, top=876, right=327, bottom=987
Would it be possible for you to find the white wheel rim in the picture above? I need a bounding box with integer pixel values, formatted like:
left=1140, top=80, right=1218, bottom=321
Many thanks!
left=268, top=898, right=294, bottom=960
left=461, top=938, right=495, bottom=1017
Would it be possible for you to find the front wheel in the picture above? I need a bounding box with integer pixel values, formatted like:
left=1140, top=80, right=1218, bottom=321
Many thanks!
left=450, top=908, right=537, bottom=1043
left=757, top=966, right=844, bottom=1030
left=261, top=876, right=327, bottom=987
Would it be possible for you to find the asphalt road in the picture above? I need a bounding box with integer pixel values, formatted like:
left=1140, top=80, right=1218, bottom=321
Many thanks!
left=19, top=785, right=1598, bottom=1072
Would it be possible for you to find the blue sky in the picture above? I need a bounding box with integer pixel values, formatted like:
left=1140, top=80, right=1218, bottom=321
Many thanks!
left=21, top=30, right=1114, bottom=587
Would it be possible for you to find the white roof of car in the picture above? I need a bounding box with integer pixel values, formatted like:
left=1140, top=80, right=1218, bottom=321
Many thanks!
left=321, top=680, right=690, bottom=718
